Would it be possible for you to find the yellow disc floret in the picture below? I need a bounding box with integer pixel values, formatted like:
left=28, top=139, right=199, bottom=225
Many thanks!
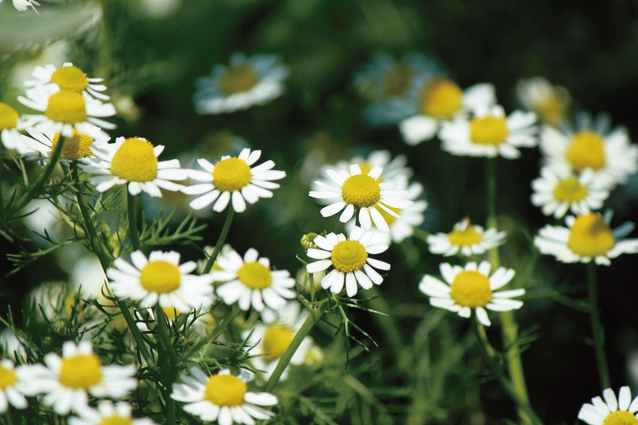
left=553, top=177, right=588, bottom=202
left=110, top=138, right=158, bottom=183
left=602, top=411, right=638, bottom=425
left=566, top=131, right=606, bottom=171
left=470, top=116, right=509, bottom=145
left=237, top=262, right=272, bottom=289
left=100, top=416, right=132, bottom=425
left=383, top=63, right=414, bottom=98
left=45, top=90, right=87, bottom=124
left=50, top=130, right=95, bottom=161
left=331, top=240, right=368, bottom=273
left=448, top=225, right=483, bottom=246
left=213, top=157, right=252, bottom=192
left=140, top=260, right=181, bottom=293
left=419, top=77, right=463, bottom=119
left=341, top=174, right=381, bottom=208
left=219, top=64, right=259, bottom=95
left=262, top=324, right=294, bottom=361
left=0, top=364, right=17, bottom=389
left=567, top=213, right=615, bottom=258
left=0, top=102, right=19, bottom=130
left=204, top=373, right=247, bottom=407
left=50, top=66, right=89, bottom=92
left=58, top=354, right=103, bottom=389
left=450, top=270, right=492, bottom=308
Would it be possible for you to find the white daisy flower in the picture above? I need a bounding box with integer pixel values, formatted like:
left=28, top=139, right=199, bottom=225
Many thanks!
left=426, top=218, right=506, bottom=257
left=0, top=359, right=28, bottom=412
left=534, top=212, right=638, bottom=266
left=578, top=386, right=638, bottom=425
left=22, top=128, right=110, bottom=163
left=69, top=401, right=158, bottom=425
left=194, top=53, right=289, bottom=114
left=183, top=148, right=285, bottom=213
left=0, top=330, right=27, bottom=361
left=171, top=367, right=278, bottom=425
left=25, top=62, right=110, bottom=101
left=439, top=104, right=538, bottom=159
left=516, top=77, right=570, bottom=126
left=418, top=261, right=524, bottom=326
left=18, top=84, right=116, bottom=140
left=306, top=227, right=390, bottom=297
left=107, top=250, right=215, bottom=313
left=531, top=167, right=609, bottom=219
left=0, top=102, right=30, bottom=153
left=309, top=163, right=412, bottom=233
left=80, top=136, right=188, bottom=197
left=19, top=341, right=137, bottom=415
left=211, top=248, right=296, bottom=312
left=540, top=113, right=638, bottom=189
left=0, top=0, right=40, bottom=12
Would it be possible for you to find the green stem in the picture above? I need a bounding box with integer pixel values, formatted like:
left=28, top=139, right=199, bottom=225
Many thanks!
left=127, top=189, right=141, bottom=251
left=154, top=305, right=178, bottom=425
left=411, top=227, right=430, bottom=243
left=587, top=262, right=611, bottom=390
left=364, top=287, right=404, bottom=364
left=202, top=207, right=234, bottom=274
left=486, top=158, right=497, bottom=231
left=181, top=305, right=241, bottom=361
left=264, top=301, right=329, bottom=393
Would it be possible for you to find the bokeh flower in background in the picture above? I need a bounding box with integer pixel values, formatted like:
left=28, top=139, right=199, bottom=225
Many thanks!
left=517, top=77, right=571, bottom=126
left=427, top=218, right=506, bottom=257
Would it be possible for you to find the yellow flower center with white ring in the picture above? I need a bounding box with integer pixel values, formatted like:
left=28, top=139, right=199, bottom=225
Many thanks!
left=237, top=262, right=272, bottom=289
left=537, top=95, right=567, bottom=126
left=0, top=364, right=17, bottom=389
left=383, top=63, right=414, bottom=98
left=331, top=240, right=368, bottom=273
left=470, top=116, right=509, bottom=145
left=99, top=416, right=132, bottom=425
left=262, top=324, right=294, bottom=361
left=567, top=131, right=606, bottom=171
left=213, top=157, right=252, bottom=192
left=140, top=260, right=181, bottom=293
left=58, top=354, right=103, bottom=389
left=450, top=270, right=492, bottom=308
left=204, top=374, right=247, bottom=407
left=602, top=411, right=638, bottom=425
left=50, top=130, right=95, bottom=161
left=0, top=102, right=19, bottom=130
left=567, top=213, right=615, bottom=258
left=50, top=66, right=89, bottom=92
left=448, top=226, right=483, bottom=246
left=419, top=78, right=463, bottom=119
left=341, top=174, right=381, bottom=208
left=45, top=90, right=87, bottom=124
left=375, top=205, right=400, bottom=227
left=219, top=64, right=259, bottom=95
left=110, top=138, right=158, bottom=183
left=553, top=177, right=588, bottom=202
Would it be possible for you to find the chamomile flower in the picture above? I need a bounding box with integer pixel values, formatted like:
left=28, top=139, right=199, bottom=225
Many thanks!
left=306, top=227, right=390, bottom=297
left=426, top=218, right=506, bottom=257
left=516, top=77, right=570, bottom=126
left=534, top=212, right=638, bottom=266
left=0, top=330, right=27, bottom=361
left=80, top=136, right=188, bottom=197
left=0, top=0, right=40, bottom=12
left=0, top=102, right=30, bottom=153
left=309, top=164, right=412, bottom=233
left=18, top=84, right=116, bottom=139
left=68, top=401, right=158, bottom=425
left=107, top=250, right=215, bottom=313
left=211, top=248, right=296, bottom=312
left=578, top=386, right=638, bottom=425
left=25, top=62, right=109, bottom=100
left=540, top=113, right=638, bottom=189
left=439, top=104, right=538, bottom=159
left=19, top=341, right=137, bottom=415
left=172, top=368, right=277, bottom=425
left=194, top=53, right=289, bottom=114
left=418, top=261, right=524, bottom=326
left=531, top=167, right=609, bottom=218
left=23, top=128, right=110, bottom=162
left=0, top=359, right=28, bottom=412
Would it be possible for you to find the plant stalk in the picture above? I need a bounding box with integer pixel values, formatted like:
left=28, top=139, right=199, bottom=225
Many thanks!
left=127, top=189, right=141, bottom=251
left=587, top=262, right=611, bottom=390
left=202, top=207, right=235, bottom=273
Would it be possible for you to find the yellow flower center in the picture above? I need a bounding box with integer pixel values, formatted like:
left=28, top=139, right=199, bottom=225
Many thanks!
left=536, top=95, right=567, bottom=126
left=262, top=324, right=294, bottom=361
left=204, top=373, right=247, bottom=407
left=45, top=90, right=87, bottom=124
left=331, top=240, right=368, bottom=273
left=450, top=270, right=493, bottom=308
left=553, top=177, right=588, bottom=202
left=213, top=157, right=252, bottom=192
left=58, top=354, right=103, bottom=389
left=0, top=364, right=17, bottom=389
left=375, top=205, right=399, bottom=226
left=218, top=64, right=259, bottom=95
left=382, top=63, right=414, bottom=98
left=100, top=416, right=133, bottom=425
left=602, top=411, right=638, bottom=425
left=110, top=138, right=158, bottom=183
left=470, top=116, right=509, bottom=145
left=419, top=77, right=463, bottom=119
left=0, top=102, right=19, bottom=130
left=567, top=213, right=615, bottom=258
left=341, top=174, right=381, bottom=208
left=448, top=226, right=483, bottom=246
left=50, top=66, right=89, bottom=92
left=50, top=130, right=95, bottom=161
left=140, top=260, right=181, bottom=294
left=237, top=262, right=272, bottom=289
left=566, top=131, right=606, bottom=172
left=356, top=161, right=375, bottom=178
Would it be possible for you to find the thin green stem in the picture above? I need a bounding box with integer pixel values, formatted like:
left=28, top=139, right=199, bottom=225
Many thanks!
left=127, top=189, right=141, bottom=251
left=181, top=305, right=241, bottom=361
left=587, top=262, right=611, bottom=390
left=154, top=305, right=178, bottom=425
left=154, top=305, right=179, bottom=363
left=486, top=158, right=497, bottom=231
left=202, top=207, right=235, bottom=274
left=411, top=227, right=430, bottom=242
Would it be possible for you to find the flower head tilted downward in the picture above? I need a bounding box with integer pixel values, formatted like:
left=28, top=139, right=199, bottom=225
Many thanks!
left=578, top=386, right=638, bottom=425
